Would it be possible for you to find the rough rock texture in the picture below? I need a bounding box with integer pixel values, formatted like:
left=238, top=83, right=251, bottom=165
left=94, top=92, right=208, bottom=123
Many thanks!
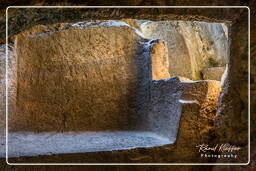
left=149, top=77, right=183, bottom=140
left=11, top=21, right=154, bottom=132
left=149, top=39, right=170, bottom=80
left=4, top=21, right=193, bottom=158
left=2, top=7, right=247, bottom=43
left=202, top=66, right=225, bottom=81
left=140, top=21, right=228, bottom=80
left=0, top=1, right=253, bottom=170
left=2, top=131, right=172, bottom=158
left=0, top=45, right=5, bottom=131
left=0, top=44, right=16, bottom=162
left=0, top=44, right=15, bottom=133
left=0, top=31, right=222, bottom=161
left=215, top=10, right=249, bottom=146
left=3, top=77, right=221, bottom=163
left=174, top=80, right=221, bottom=162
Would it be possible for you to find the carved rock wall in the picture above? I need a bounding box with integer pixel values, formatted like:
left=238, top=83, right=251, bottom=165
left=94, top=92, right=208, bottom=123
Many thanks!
left=139, top=20, right=228, bottom=80
left=11, top=21, right=154, bottom=132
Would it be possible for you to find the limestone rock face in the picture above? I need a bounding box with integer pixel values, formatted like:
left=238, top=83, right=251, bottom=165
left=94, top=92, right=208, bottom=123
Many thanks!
left=149, top=77, right=183, bottom=141
left=215, top=12, right=249, bottom=146
left=149, top=39, right=170, bottom=80
left=1, top=76, right=222, bottom=163
left=0, top=3, right=252, bottom=169
left=174, top=80, right=221, bottom=161
left=11, top=21, right=154, bottom=132
left=202, top=66, right=225, bottom=80
left=0, top=45, right=5, bottom=132
left=140, top=21, right=228, bottom=80
left=0, top=20, right=225, bottom=165
left=0, top=44, right=16, bottom=133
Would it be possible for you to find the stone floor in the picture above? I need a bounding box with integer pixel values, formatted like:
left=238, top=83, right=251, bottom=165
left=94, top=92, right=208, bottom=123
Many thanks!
left=0, top=131, right=174, bottom=158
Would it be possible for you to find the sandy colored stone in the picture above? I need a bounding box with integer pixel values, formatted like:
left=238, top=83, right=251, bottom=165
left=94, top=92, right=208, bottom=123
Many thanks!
left=177, top=76, right=193, bottom=82
left=0, top=19, right=244, bottom=167
left=140, top=21, right=228, bottom=80
left=122, top=19, right=142, bottom=31
left=3, top=20, right=222, bottom=162
left=11, top=21, right=154, bottom=132
left=174, top=80, right=221, bottom=162
left=149, top=39, right=170, bottom=80
left=0, top=2, right=253, bottom=171
left=141, top=21, right=193, bottom=79
left=0, top=44, right=16, bottom=133
left=215, top=11, right=249, bottom=146
left=2, top=77, right=222, bottom=163
left=202, top=66, right=225, bottom=80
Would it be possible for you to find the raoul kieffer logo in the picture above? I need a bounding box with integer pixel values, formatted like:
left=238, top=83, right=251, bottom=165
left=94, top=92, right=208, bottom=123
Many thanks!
left=196, top=143, right=241, bottom=159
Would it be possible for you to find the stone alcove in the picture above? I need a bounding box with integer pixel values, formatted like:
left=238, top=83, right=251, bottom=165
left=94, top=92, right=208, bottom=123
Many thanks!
left=0, top=7, right=248, bottom=164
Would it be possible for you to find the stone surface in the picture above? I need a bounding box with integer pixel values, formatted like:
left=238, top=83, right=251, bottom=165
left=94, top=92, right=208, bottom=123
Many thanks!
left=215, top=10, right=249, bottom=146
left=202, top=66, right=225, bottom=81
left=11, top=21, right=154, bottom=132
left=2, top=7, right=248, bottom=43
left=2, top=131, right=172, bottom=158
left=149, top=39, right=170, bottom=80
left=0, top=44, right=5, bottom=131
left=139, top=20, right=228, bottom=80
left=3, top=21, right=187, bottom=157
left=0, top=1, right=253, bottom=170
left=0, top=44, right=16, bottom=133
left=149, top=77, right=183, bottom=140
left=0, top=77, right=221, bottom=164
left=0, top=18, right=247, bottom=165
left=0, top=38, right=222, bottom=161
left=174, top=80, right=221, bottom=162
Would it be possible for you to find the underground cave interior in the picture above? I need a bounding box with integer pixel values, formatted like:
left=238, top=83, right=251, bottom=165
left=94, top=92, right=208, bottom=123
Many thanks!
left=0, top=19, right=229, bottom=159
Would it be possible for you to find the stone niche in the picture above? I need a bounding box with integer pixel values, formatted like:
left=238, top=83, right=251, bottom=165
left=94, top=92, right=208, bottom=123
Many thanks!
left=1, top=19, right=223, bottom=163
left=0, top=5, right=250, bottom=168
left=4, top=20, right=181, bottom=158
